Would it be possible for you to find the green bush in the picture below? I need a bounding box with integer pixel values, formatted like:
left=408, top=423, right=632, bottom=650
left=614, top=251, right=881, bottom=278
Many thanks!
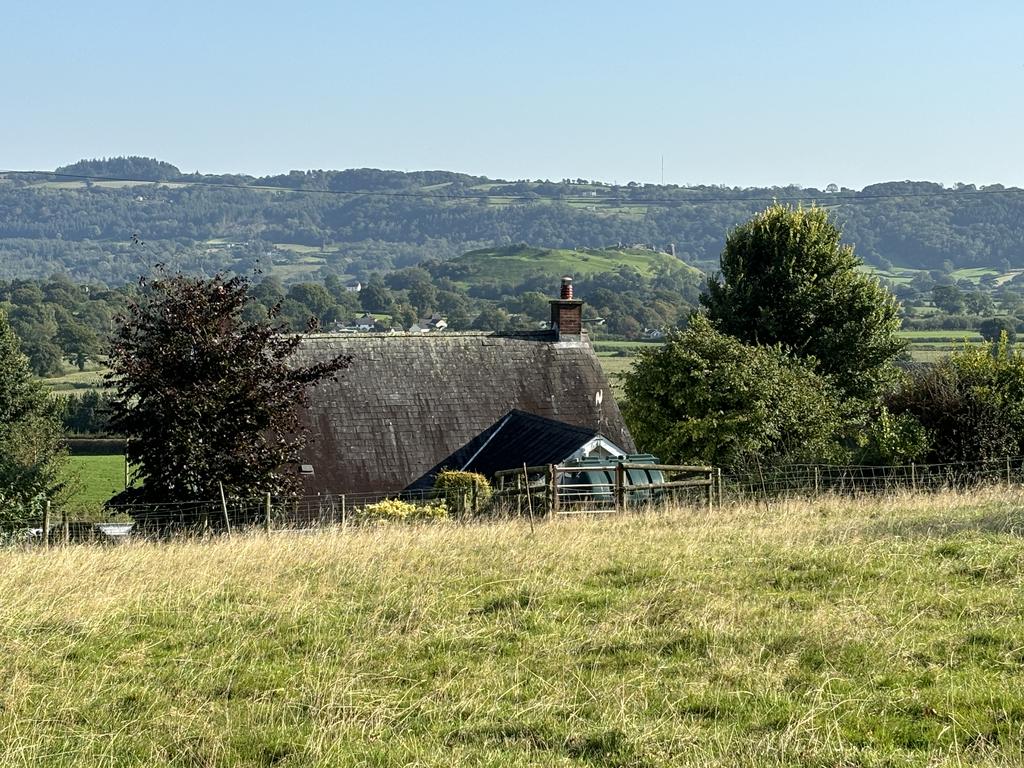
left=887, top=338, right=1024, bottom=463
left=434, top=470, right=492, bottom=515
left=357, top=499, right=447, bottom=523
left=622, top=314, right=848, bottom=471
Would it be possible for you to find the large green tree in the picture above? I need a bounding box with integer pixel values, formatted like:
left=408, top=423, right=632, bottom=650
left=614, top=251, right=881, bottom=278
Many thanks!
left=622, top=315, right=846, bottom=471
left=0, top=309, right=66, bottom=530
left=701, top=204, right=904, bottom=398
left=105, top=271, right=350, bottom=521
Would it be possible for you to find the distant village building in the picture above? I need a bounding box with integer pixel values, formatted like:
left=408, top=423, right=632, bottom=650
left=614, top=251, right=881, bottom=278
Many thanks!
left=410, top=314, right=448, bottom=333
left=292, top=278, right=633, bottom=496
left=353, top=314, right=376, bottom=331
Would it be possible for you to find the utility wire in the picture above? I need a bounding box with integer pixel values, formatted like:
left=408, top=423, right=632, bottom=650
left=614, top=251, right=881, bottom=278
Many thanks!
left=2, top=169, right=1021, bottom=206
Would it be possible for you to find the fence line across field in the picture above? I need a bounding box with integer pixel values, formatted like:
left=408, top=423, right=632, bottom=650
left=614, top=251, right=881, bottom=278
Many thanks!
left=25, top=456, right=1024, bottom=546
left=721, top=456, right=1024, bottom=500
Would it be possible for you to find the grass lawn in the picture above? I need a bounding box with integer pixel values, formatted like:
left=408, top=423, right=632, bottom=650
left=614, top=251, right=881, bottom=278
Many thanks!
left=1, top=492, right=1023, bottom=766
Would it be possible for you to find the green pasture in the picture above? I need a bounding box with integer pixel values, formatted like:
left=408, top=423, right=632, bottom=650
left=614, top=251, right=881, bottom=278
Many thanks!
left=2, top=493, right=1023, bottom=765
left=950, top=267, right=999, bottom=280
left=270, top=243, right=330, bottom=255
left=450, top=246, right=696, bottom=286
left=41, top=367, right=107, bottom=392
left=593, top=339, right=662, bottom=352
left=63, top=454, right=127, bottom=511
left=869, top=264, right=1020, bottom=287
left=898, top=329, right=980, bottom=340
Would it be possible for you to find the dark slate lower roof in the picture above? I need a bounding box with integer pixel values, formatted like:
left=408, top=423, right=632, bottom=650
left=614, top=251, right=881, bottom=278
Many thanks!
left=291, top=331, right=635, bottom=496
left=406, top=409, right=604, bottom=490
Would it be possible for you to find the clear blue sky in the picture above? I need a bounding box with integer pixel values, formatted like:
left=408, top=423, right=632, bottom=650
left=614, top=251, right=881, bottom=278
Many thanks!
left=5, top=1, right=1022, bottom=188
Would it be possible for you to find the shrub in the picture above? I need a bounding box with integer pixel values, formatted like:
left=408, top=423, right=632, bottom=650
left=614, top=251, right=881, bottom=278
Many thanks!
left=0, top=493, right=45, bottom=534
left=887, top=339, right=1024, bottom=463
left=357, top=499, right=447, bottom=523
left=434, top=470, right=492, bottom=515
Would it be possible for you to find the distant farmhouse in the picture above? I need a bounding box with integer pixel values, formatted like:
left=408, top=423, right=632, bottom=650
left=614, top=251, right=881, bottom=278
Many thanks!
left=292, top=278, right=634, bottom=496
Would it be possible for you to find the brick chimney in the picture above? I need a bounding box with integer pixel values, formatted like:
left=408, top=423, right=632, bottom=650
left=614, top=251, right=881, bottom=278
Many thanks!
left=550, top=276, right=583, bottom=341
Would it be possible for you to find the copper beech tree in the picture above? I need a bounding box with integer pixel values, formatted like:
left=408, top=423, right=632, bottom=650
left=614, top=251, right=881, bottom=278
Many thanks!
left=105, top=270, right=349, bottom=517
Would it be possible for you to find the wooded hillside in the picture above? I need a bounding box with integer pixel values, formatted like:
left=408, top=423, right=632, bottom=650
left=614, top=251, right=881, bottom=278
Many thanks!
left=3, top=158, right=1022, bottom=284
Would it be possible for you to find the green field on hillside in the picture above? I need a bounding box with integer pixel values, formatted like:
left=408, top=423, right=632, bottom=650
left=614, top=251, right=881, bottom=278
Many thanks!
left=1, top=493, right=1022, bottom=766
left=41, top=367, right=106, bottom=392
left=448, top=246, right=698, bottom=286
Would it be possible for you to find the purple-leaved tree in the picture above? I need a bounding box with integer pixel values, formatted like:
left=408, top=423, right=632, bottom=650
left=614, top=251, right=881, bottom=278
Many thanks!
left=105, top=270, right=349, bottom=522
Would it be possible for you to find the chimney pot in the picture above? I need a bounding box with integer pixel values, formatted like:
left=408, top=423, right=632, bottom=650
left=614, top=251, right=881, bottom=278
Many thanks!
left=560, top=276, right=573, bottom=300
left=550, top=276, right=583, bottom=340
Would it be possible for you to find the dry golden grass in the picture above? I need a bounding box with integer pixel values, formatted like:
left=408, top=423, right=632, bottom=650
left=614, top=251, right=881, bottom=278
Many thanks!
left=1, top=490, right=1023, bottom=766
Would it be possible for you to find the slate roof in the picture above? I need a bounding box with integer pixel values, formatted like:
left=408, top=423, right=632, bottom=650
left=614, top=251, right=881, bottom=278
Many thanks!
left=406, top=409, right=616, bottom=490
left=290, top=330, right=635, bottom=496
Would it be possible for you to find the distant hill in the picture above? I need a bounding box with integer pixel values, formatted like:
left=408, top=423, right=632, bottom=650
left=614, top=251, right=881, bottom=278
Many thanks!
left=55, top=156, right=184, bottom=182
left=2, top=157, right=1024, bottom=284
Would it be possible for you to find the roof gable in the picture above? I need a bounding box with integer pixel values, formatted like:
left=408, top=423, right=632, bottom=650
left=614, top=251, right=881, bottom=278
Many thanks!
left=406, top=409, right=609, bottom=490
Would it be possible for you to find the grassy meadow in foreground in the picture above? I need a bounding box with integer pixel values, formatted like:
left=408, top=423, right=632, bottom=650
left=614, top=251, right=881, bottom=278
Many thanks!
left=1, top=493, right=1023, bottom=766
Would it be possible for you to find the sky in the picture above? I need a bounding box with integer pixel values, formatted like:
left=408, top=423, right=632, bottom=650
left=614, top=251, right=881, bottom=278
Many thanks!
left=4, top=1, right=1022, bottom=189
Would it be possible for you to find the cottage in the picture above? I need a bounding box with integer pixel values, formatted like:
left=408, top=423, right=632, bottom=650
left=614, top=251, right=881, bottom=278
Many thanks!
left=291, top=278, right=634, bottom=496
left=353, top=314, right=377, bottom=331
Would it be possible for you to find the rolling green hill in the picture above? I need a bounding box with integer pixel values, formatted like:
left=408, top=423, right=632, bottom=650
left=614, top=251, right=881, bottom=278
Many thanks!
left=437, top=245, right=698, bottom=287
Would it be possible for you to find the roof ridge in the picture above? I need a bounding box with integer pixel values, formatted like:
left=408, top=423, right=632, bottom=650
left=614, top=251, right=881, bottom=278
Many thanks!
left=505, top=409, right=598, bottom=436
left=300, top=330, right=567, bottom=341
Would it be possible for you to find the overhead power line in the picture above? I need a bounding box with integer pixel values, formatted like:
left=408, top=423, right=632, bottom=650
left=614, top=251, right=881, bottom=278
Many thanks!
left=1, top=169, right=1021, bottom=206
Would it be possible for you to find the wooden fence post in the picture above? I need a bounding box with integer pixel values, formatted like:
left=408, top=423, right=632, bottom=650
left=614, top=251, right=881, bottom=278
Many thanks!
left=42, top=500, right=51, bottom=550
left=706, top=470, right=713, bottom=510
left=219, top=481, right=232, bottom=535
left=62, top=510, right=69, bottom=546
left=547, top=465, right=559, bottom=517
left=814, top=466, right=820, bottom=496
left=615, top=463, right=625, bottom=513
left=911, top=462, right=917, bottom=491
left=523, top=464, right=536, bottom=534
left=340, top=494, right=347, bottom=527
left=1006, top=456, right=1012, bottom=488
left=716, top=467, right=723, bottom=507
left=264, top=492, right=272, bottom=533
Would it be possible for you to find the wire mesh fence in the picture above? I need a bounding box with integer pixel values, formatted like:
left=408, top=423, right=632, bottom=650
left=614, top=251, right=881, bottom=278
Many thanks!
left=721, top=457, right=1023, bottom=502
left=16, top=456, right=1024, bottom=547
